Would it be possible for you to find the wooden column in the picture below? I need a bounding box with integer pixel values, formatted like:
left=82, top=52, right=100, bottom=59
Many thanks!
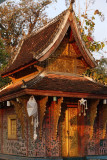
left=38, top=96, right=48, bottom=139
left=89, top=99, right=100, bottom=139
left=52, top=97, right=63, bottom=139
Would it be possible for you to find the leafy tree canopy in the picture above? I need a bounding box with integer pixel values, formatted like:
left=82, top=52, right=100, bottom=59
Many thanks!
left=0, top=39, right=11, bottom=88
left=85, top=58, right=107, bottom=84
left=0, top=0, right=57, bottom=54
left=0, top=0, right=57, bottom=88
left=0, top=39, right=9, bottom=68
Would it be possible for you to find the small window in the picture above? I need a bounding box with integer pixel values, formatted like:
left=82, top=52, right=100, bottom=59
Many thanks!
left=8, top=115, right=17, bottom=139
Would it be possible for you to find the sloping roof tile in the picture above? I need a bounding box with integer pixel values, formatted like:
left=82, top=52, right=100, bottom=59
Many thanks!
left=2, top=9, right=97, bottom=77
left=0, top=72, right=107, bottom=101
left=2, top=11, right=67, bottom=76
left=26, top=73, right=107, bottom=95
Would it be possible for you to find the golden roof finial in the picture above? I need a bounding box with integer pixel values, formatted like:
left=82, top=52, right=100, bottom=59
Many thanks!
left=69, top=0, right=75, bottom=12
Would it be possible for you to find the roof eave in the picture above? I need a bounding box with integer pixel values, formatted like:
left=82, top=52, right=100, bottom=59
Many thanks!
left=69, top=12, right=97, bottom=68
left=0, top=88, right=107, bottom=102
left=1, top=60, right=37, bottom=78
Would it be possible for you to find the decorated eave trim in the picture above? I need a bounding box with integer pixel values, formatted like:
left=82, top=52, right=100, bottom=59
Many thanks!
left=0, top=88, right=107, bottom=103
left=69, top=12, right=97, bottom=68
left=1, top=61, right=37, bottom=78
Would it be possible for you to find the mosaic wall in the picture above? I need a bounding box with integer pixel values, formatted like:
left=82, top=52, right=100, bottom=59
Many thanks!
left=0, top=99, right=106, bottom=158
left=0, top=102, right=60, bottom=157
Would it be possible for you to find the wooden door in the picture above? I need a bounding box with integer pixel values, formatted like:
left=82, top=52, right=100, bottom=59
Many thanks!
left=61, top=106, right=78, bottom=157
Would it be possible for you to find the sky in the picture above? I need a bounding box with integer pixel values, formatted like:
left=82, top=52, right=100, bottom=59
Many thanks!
left=46, top=0, right=107, bottom=60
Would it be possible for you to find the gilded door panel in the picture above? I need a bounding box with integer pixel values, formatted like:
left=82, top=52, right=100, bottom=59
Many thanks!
left=61, top=109, right=69, bottom=157
left=61, top=107, right=78, bottom=157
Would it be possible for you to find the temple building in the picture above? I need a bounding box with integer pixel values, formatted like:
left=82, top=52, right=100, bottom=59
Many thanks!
left=0, top=5, right=107, bottom=160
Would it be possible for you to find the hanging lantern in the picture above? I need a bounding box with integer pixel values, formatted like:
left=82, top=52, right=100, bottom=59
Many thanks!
left=7, top=101, right=11, bottom=106
left=103, top=99, right=107, bottom=104
left=53, top=97, right=57, bottom=102
left=16, top=98, right=20, bottom=103
left=78, top=98, right=88, bottom=116
left=27, top=95, right=38, bottom=140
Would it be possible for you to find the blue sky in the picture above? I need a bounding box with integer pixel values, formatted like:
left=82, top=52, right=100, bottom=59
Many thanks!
left=46, top=0, right=107, bottom=59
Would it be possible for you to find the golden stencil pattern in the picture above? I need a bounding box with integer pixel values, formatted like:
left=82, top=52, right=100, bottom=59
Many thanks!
left=68, top=108, right=78, bottom=157
left=53, top=97, right=63, bottom=139
left=89, top=99, right=99, bottom=139
left=11, top=100, right=25, bottom=138
left=38, top=96, right=48, bottom=138
left=61, top=109, right=69, bottom=157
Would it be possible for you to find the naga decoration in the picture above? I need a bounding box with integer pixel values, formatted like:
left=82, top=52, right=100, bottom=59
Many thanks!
left=38, top=96, right=48, bottom=139
left=11, top=100, right=26, bottom=138
left=89, top=99, right=99, bottom=139
left=52, top=97, right=63, bottom=139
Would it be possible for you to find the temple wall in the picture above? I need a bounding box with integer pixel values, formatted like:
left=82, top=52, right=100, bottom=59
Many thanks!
left=0, top=100, right=106, bottom=158
left=0, top=104, right=61, bottom=158
left=0, top=107, right=27, bottom=156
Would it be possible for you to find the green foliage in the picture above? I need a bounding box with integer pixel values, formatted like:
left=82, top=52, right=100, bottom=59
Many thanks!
left=85, top=58, right=107, bottom=84
left=0, top=39, right=11, bottom=88
left=0, top=0, right=57, bottom=53
left=0, top=0, right=56, bottom=88
left=76, top=9, right=105, bottom=53
left=0, top=76, right=11, bottom=89
left=0, top=39, right=9, bottom=69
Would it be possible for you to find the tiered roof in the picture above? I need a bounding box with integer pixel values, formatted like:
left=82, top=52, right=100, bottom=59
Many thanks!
left=0, top=72, right=107, bottom=102
left=2, top=9, right=96, bottom=77
left=0, top=8, right=107, bottom=102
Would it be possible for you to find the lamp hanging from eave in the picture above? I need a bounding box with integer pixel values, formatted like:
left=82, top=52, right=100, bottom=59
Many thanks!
left=27, top=95, right=39, bottom=141
left=7, top=101, right=11, bottom=106
left=103, top=99, right=107, bottom=104
left=78, top=98, right=88, bottom=116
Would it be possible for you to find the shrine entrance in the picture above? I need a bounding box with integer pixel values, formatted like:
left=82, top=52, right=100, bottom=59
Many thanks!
left=61, top=105, right=78, bottom=157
